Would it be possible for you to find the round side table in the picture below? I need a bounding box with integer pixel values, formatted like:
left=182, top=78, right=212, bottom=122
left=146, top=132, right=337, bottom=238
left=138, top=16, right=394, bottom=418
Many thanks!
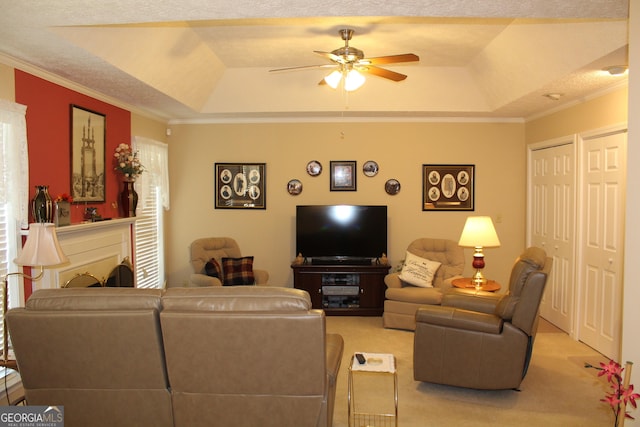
left=452, top=277, right=501, bottom=292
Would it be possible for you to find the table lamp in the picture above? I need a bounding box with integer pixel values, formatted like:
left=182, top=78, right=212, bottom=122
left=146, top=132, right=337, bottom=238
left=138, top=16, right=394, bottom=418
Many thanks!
left=2, top=223, right=68, bottom=367
left=458, top=216, right=501, bottom=289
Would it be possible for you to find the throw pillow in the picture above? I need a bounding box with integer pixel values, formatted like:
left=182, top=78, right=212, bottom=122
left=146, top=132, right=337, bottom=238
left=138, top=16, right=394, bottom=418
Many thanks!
left=399, top=251, right=441, bottom=288
left=204, top=258, right=223, bottom=280
left=221, top=256, right=256, bottom=286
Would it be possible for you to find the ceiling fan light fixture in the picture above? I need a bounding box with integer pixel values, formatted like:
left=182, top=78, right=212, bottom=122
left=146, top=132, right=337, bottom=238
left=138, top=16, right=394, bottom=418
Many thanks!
left=344, top=69, right=365, bottom=92
left=324, top=70, right=342, bottom=89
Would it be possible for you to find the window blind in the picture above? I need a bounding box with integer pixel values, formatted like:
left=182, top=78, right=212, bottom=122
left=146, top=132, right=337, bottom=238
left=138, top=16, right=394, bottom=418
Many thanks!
left=134, top=186, right=164, bottom=288
left=132, top=137, right=168, bottom=289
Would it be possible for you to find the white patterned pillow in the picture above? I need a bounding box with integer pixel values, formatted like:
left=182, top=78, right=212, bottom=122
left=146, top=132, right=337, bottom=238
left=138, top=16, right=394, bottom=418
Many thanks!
left=399, top=251, right=442, bottom=288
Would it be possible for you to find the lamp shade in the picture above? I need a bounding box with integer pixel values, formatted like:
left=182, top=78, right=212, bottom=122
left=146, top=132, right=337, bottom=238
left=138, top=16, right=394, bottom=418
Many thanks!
left=344, top=69, right=365, bottom=91
left=458, top=216, right=501, bottom=248
left=14, top=223, right=69, bottom=267
left=323, top=68, right=366, bottom=92
left=324, top=70, right=342, bottom=89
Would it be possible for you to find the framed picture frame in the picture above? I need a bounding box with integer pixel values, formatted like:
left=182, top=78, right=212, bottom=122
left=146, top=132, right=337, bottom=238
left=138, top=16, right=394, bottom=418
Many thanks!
left=423, top=164, right=474, bottom=211
left=70, top=105, right=106, bottom=202
left=215, top=163, right=266, bottom=209
left=330, top=160, right=357, bottom=191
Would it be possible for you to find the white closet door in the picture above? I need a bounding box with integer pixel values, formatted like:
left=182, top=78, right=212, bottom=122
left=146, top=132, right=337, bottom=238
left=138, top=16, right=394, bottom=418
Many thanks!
left=529, top=140, right=576, bottom=334
left=577, top=130, right=626, bottom=360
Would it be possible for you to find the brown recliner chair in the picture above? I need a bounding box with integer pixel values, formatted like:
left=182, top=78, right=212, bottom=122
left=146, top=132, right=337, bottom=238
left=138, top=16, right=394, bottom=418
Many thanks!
left=189, top=237, right=269, bottom=286
left=383, top=238, right=465, bottom=330
left=413, top=247, right=552, bottom=390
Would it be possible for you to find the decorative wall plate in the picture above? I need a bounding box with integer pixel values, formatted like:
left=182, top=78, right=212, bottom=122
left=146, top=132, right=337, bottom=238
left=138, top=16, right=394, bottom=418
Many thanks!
left=363, top=160, right=379, bottom=177
left=287, top=179, right=303, bottom=195
left=306, top=160, right=322, bottom=176
left=385, top=179, right=401, bottom=195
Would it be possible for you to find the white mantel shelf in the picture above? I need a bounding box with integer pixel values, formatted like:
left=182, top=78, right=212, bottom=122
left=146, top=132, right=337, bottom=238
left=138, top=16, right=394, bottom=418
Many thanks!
left=37, top=217, right=137, bottom=289
left=54, top=217, right=137, bottom=236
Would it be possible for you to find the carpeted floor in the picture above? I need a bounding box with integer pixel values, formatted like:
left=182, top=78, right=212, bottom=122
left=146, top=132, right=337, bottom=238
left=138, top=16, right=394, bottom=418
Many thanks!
left=325, top=316, right=613, bottom=427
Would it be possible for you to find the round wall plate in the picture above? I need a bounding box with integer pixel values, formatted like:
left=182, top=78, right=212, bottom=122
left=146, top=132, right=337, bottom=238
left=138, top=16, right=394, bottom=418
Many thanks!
left=306, top=160, right=322, bottom=176
left=287, top=179, right=303, bottom=195
left=385, top=179, right=401, bottom=195
left=363, top=160, right=379, bottom=177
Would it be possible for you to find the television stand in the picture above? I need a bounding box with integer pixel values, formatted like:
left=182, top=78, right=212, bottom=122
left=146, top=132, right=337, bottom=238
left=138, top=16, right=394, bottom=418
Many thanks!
left=311, top=257, right=373, bottom=266
left=291, top=263, right=391, bottom=316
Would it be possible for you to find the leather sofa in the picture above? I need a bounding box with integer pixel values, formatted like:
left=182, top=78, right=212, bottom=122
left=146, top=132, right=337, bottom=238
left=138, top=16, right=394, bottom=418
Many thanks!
left=413, top=247, right=551, bottom=390
left=7, top=286, right=343, bottom=427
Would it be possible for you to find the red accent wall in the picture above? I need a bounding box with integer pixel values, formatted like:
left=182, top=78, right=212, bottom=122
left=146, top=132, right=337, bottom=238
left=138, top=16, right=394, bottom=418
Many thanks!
left=15, top=70, right=131, bottom=223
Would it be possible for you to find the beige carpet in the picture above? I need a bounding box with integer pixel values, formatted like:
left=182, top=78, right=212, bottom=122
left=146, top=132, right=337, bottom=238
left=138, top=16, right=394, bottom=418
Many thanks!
left=326, top=316, right=613, bottom=427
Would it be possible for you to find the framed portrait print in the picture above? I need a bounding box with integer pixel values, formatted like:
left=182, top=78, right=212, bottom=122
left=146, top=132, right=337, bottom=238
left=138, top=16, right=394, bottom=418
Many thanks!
left=70, top=105, right=106, bottom=202
left=423, top=164, right=474, bottom=211
left=215, top=163, right=266, bottom=209
left=330, top=161, right=357, bottom=191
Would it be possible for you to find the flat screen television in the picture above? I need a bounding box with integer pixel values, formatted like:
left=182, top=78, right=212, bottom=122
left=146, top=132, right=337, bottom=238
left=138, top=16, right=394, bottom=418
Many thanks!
left=296, top=205, right=387, bottom=264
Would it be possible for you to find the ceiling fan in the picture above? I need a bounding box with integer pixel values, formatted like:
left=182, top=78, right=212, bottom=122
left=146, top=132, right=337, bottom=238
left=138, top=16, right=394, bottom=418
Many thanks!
left=270, top=28, right=419, bottom=91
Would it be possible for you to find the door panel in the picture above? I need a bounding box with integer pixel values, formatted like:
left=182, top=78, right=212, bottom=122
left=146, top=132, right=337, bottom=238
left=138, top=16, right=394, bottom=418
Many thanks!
left=577, top=131, right=626, bottom=359
left=530, top=142, right=575, bottom=333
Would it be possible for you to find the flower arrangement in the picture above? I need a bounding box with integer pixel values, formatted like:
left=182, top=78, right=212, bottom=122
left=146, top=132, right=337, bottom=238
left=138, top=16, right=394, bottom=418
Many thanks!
left=586, top=360, right=640, bottom=426
left=113, top=143, right=144, bottom=179
left=55, top=193, right=73, bottom=203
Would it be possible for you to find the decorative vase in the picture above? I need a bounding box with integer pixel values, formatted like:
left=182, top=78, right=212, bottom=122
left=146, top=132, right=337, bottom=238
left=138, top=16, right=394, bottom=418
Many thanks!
left=120, top=179, right=138, bottom=217
left=31, top=185, right=53, bottom=223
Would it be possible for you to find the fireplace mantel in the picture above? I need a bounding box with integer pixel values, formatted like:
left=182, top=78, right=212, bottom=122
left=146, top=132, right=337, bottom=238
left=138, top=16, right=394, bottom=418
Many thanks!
left=38, top=218, right=136, bottom=289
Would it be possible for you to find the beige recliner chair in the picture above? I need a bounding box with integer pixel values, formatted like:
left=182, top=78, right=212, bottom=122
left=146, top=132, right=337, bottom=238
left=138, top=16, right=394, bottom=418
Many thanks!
left=413, top=247, right=552, bottom=390
left=383, top=238, right=465, bottom=330
left=189, top=237, right=269, bottom=286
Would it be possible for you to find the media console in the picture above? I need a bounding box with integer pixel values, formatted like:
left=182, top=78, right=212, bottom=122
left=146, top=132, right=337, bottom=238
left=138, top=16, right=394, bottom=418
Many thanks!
left=291, top=263, right=391, bottom=316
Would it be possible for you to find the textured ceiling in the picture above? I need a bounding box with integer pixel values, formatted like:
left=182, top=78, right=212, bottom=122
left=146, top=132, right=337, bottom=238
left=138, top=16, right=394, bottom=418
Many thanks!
left=0, top=0, right=630, bottom=122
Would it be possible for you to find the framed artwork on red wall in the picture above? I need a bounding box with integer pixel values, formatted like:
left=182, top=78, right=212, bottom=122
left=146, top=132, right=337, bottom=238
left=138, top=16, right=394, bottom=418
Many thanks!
left=70, top=104, right=106, bottom=202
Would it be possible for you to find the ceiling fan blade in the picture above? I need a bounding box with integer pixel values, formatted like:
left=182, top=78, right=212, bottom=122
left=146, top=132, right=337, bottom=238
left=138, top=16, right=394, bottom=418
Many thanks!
left=269, top=64, right=336, bottom=72
left=360, top=53, right=419, bottom=65
left=313, top=50, right=344, bottom=63
left=360, top=65, right=408, bottom=82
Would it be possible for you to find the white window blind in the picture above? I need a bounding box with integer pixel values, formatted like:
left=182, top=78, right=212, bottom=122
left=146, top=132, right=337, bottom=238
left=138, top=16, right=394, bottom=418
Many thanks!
left=0, top=201, right=10, bottom=357
left=0, top=100, right=29, bottom=359
left=132, top=137, right=169, bottom=289
left=134, top=186, right=164, bottom=288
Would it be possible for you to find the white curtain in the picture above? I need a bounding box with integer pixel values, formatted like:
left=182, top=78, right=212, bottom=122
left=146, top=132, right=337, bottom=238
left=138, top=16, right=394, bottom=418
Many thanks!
left=132, top=136, right=170, bottom=210
left=0, top=99, right=29, bottom=227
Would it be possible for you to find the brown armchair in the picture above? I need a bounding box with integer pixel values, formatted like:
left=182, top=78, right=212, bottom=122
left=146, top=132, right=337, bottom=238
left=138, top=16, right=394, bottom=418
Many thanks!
left=189, top=237, right=269, bottom=287
left=413, top=247, right=552, bottom=390
left=383, top=238, right=465, bottom=330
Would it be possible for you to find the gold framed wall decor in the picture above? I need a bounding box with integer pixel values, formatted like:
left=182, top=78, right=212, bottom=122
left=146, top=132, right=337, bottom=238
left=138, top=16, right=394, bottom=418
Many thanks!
left=423, top=164, right=474, bottom=211
left=70, top=105, right=106, bottom=202
left=215, top=163, right=266, bottom=209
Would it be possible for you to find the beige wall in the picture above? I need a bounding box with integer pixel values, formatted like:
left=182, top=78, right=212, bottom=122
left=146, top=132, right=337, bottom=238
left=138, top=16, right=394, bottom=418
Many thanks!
left=131, top=113, right=168, bottom=142
left=525, top=86, right=628, bottom=144
left=0, top=63, right=15, bottom=101
left=623, top=2, right=639, bottom=416
left=166, top=121, right=526, bottom=287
